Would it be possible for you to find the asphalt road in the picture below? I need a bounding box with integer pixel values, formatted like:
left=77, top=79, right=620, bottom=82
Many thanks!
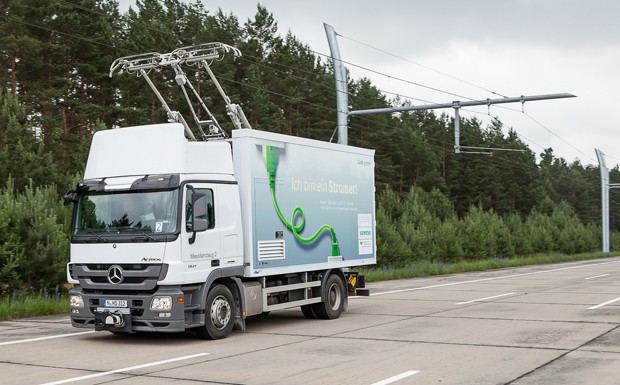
left=2, top=257, right=620, bottom=385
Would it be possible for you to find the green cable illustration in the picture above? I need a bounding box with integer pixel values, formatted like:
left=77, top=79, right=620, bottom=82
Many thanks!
left=262, top=145, right=340, bottom=256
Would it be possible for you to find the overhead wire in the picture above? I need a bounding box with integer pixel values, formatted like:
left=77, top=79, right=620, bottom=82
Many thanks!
left=0, top=13, right=511, bottom=133
left=54, top=0, right=119, bottom=19
left=337, top=32, right=510, bottom=99
left=299, top=43, right=568, bottom=158
left=120, top=6, right=619, bottom=183
left=325, top=32, right=599, bottom=165
left=2, top=7, right=521, bottom=157
left=0, top=13, right=549, bottom=171
left=366, top=85, right=548, bottom=156
left=53, top=0, right=606, bottom=168
left=523, top=112, right=596, bottom=163
left=4, top=1, right=603, bottom=187
left=359, top=80, right=554, bottom=157
left=0, top=14, right=123, bottom=53
left=140, top=0, right=565, bottom=160
left=1, top=5, right=344, bottom=140
left=296, top=49, right=604, bottom=183
left=45, top=0, right=518, bottom=128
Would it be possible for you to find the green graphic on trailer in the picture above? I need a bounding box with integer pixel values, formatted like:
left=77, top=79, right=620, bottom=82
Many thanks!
left=262, top=145, right=340, bottom=256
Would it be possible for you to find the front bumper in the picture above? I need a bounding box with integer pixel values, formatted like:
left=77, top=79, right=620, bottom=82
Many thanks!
left=69, top=286, right=188, bottom=333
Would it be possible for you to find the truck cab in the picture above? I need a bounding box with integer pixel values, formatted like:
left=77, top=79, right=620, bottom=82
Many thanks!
left=66, top=123, right=245, bottom=336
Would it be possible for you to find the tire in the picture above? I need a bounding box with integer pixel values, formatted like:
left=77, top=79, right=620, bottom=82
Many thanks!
left=196, top=284, right=235, bottom=340
left=301, top=304, right=317, bottom=319
left=314, top=274, right=345, bottom=320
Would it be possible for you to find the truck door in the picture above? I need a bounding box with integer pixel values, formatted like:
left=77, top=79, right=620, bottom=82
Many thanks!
left=181, top=184, right=222, bottom=282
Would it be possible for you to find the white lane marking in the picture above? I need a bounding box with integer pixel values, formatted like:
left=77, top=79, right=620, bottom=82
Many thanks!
left=588, top=296, right=620, bottom=310
left=456, top=292, right=516, bottom=305
left=0, top=331, right=95, bottom=347
left=371, top=370, right=420, bottom=385
left=40, top=352, right=210, bottom=385
left=365, top=260, right=620, bottom=297
left=585, top=274, right=611, bottom=280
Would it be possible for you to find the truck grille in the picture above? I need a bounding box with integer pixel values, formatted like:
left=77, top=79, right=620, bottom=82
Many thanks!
left=72, top=264, right=165, bottom=292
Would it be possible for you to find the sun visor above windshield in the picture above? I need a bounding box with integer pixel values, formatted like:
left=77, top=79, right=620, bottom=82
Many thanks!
left=130, top=174, right=180, bottom=190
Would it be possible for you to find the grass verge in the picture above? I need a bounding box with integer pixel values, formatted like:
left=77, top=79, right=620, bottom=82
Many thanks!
left=0, top=294, right=68, bottom=321
left=359, top=252, right=617, bottom=282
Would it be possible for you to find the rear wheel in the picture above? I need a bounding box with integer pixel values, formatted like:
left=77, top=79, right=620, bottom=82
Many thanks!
left=196, top=284, right=235, bottom=340
left=314, top=274, right=345, bottom=319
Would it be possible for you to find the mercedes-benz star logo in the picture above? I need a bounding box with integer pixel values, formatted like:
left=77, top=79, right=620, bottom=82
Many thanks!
left=107, top=265, right=124, bottom=285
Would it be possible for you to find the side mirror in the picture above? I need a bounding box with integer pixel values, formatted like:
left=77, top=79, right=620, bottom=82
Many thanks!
left=63, top=189, right=77, bottom=206
left=189, top=194, right=208, bottom=244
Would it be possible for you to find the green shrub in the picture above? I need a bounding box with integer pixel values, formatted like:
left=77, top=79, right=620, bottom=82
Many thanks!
left=375, top=186, right=614, bottom=267
left=0, top=178, right=69, bottom=295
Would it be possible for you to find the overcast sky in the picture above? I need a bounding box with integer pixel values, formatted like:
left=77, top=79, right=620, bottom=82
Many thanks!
left=120, top=0, right=620, bottom=168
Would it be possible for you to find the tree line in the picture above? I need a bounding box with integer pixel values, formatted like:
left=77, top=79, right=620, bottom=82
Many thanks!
left=0, top=0, right=618, bottom=293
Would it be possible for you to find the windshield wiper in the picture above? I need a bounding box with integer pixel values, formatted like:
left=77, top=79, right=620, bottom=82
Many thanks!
left=86, top=230, right=108, bottom=243
left=116, top=226, right=157, bottom=241
left=135, top=232, right=157, bottom=242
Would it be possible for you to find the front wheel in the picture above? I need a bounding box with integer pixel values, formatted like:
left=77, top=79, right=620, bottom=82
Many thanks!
left=196, top=284, right=235, bottom=340
left=314, top=274, right=345, bottom=320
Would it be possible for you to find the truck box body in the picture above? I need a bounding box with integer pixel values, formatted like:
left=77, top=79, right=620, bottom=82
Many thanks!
left=232, top=129, right=376, bottom=277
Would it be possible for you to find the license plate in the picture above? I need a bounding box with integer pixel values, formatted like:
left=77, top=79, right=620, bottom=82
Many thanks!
left=103, top=299, right=128, bottom=308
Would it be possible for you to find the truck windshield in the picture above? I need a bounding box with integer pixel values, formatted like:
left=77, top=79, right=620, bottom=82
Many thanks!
left=74, top=189, right=179, bottom=235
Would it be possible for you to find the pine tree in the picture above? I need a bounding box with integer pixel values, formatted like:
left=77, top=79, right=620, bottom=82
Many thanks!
left=0, top=89, right=58, bottom=190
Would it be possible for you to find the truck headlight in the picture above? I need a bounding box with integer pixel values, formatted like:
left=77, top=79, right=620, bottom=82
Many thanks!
left=70, top=294, right=84, bottom=308
left=150, top=296, right=172, bottom=311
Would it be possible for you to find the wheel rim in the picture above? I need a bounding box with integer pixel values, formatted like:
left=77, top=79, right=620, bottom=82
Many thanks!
left=210, top=295, right=231, bottom=330
left=327, top=282, right=342, bottom=311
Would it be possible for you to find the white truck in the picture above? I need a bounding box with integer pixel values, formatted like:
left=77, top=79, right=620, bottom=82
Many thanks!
left=64, top=43, right=375, bottom=339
